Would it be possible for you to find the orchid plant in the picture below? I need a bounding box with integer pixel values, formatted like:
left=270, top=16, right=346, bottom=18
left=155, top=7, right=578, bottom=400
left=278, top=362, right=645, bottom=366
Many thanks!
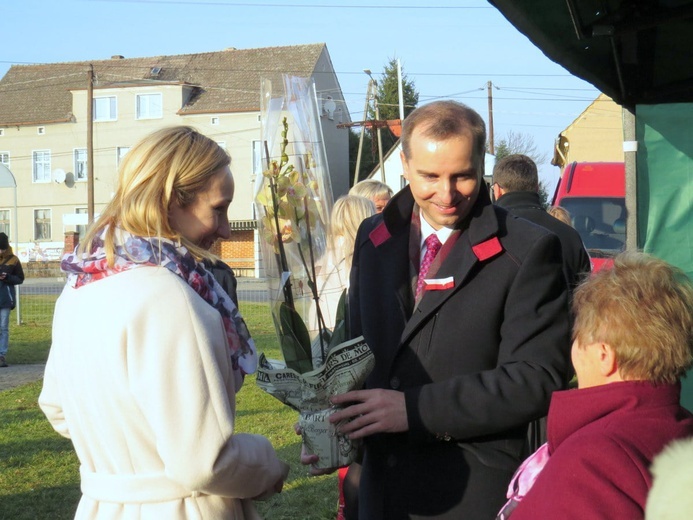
left=255, top=77, right=345, bottom=374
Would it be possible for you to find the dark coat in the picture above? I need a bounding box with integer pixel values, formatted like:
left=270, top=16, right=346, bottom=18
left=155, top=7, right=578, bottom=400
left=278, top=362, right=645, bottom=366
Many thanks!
left=495, top=191, right=591, bottom=290
left=349, top=186, right=572, bottom=520
left=0, top=250, right=24, bottom=309
left=203, top=259, right=239, bottom=308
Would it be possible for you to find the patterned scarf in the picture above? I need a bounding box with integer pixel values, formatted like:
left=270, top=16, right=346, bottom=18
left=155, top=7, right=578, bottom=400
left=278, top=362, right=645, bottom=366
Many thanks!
left=61, top=229, right=257, bottom=389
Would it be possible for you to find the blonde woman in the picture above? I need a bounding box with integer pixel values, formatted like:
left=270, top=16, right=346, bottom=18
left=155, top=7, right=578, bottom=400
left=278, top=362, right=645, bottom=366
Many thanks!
left=310, top=195, right=375, bottom=357
left=39, top=126, right=289, bottom=519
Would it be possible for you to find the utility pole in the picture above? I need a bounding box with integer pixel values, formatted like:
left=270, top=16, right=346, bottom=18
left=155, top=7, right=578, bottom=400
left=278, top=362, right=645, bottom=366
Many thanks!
left=354, top=73, right=374, bottom=186
left=364, top=69, right=385, bottom=182
left=487, top=80, right=495, bottom=155
left=87, top=64, right=95, bottom=224
left=373, top=91, right=385, bottom=182
left=397, top=58, right=405, bottom=121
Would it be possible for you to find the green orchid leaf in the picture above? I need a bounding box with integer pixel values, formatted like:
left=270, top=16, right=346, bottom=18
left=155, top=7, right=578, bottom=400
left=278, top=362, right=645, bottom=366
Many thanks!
left=328, top=319, right=346, bottom=351
left=279, top=301, right=313, bottom=373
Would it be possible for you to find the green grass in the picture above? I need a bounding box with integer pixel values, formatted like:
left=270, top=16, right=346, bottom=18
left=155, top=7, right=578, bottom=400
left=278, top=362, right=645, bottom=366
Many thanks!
left=0, top=300, right=339, bottom=519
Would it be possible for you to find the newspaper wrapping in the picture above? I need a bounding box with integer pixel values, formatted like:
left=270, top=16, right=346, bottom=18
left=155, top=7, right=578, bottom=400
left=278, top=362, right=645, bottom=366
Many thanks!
left=256, top=336, right=374, bottom=469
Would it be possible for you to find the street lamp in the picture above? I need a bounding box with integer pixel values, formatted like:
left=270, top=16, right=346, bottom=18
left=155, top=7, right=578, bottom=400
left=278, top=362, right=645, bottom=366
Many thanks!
left=362, top=69, right=385, bottom=183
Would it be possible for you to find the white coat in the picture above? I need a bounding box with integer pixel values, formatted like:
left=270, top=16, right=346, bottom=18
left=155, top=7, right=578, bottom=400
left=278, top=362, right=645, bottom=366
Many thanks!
left=39, top=267, right=287, bottom=519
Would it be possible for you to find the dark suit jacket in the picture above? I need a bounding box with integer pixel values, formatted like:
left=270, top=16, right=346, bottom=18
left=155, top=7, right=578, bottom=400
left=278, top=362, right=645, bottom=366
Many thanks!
left=495, top=191, right=591, bottom=290
left=349, top=186, right=572, bottom=519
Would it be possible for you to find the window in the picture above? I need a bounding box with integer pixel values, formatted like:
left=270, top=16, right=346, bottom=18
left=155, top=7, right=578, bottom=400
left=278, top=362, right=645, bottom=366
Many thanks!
left=0, top=152, right=8, bottom=166
left=136, top=93, right=162, bottom=119
left=0, top=129, right=4, bottom=137
left=75, top=208, right=88, bottom=238
left=0, top=210, right=10, bottom=237
left=34, top=209, right=51, bottom=240
left=93, top=96, right=117, bottom=121
left=211, top=116, right=220, bottom=125
left=32, top=150, right=51, bottom=182
left=252, top=140, right=263, bottom=176
left=117, top=147, right=130, bottom=167
left=37, top=126, right=46, bottom=135
left=74, top=148, right=87, bottom=181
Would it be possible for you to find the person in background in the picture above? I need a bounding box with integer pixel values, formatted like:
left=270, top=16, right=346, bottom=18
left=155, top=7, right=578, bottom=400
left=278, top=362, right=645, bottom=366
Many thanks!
left=314, top=195, right=376, bottom=334
left=500, top=252, right=693, bottom=520
left=547, top=205, right=573, bottom=227
left=493, top=154, right=591, bottom=290
left=308, top=100, right=571, bottom=519
left=321, top=195, right=376, bottom=520
left=349, top=179, right=393, bottom=213
left=0, top=232, right=24, bottom=368
left=39, top=126, right=289, bottom=519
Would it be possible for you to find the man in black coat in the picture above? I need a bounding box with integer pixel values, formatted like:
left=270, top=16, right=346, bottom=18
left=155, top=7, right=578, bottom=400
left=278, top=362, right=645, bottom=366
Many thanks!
left=322, top=101, right=572, bottom=519
left=492, top=154, right=591, bottom=290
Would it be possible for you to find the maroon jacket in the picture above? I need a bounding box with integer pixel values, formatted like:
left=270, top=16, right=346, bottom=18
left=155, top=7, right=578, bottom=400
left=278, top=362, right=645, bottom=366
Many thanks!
left=511, top=381, right=693, bottom=520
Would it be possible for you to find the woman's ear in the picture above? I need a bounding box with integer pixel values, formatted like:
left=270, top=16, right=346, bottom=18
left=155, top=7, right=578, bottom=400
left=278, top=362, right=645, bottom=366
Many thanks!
left=599, top=343, right=621, bottom=380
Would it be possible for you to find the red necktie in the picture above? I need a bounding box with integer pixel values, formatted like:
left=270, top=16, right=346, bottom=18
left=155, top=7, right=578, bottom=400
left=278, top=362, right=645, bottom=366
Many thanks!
left=416, top=234, right=442, bottom=298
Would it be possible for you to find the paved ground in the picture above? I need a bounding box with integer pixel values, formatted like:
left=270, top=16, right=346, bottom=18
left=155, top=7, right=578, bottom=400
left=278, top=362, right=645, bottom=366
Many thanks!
left=0, top=363, right=45, bottom=392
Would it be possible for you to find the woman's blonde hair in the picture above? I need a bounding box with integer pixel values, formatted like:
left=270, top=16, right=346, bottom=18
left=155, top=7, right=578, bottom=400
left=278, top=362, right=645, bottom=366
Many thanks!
left=80, top=126, right=230, bottom=264
left=572, top=252, right=693, bottom=384
left=328, top=195, right=376, bottom=271
left=349, top=179, right=393, bottom=201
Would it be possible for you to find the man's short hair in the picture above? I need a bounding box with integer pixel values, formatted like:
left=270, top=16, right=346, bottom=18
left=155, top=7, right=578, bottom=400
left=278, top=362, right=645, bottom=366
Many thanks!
left=492, top=154, right=539, bottom=193
left=572, top=252, right=693, bottom=384
left=401, top=100, right=486, bottom=178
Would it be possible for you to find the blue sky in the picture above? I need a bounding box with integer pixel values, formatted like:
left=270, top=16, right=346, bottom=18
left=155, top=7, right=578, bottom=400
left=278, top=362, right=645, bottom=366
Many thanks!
left=1, top=0, right=600, bottom=188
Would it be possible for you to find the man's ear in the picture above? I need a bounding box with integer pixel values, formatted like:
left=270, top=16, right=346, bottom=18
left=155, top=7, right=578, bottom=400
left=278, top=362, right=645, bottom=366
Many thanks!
left=400, top=151, right=409, bottom=181
left=599, top=343, right=620, bottom=379
left=493, top=183, right=504, bottom=201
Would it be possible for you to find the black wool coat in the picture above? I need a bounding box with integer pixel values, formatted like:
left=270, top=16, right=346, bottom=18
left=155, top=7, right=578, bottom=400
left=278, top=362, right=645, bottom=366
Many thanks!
left=348, top=186, right=572, bottom=520
left=495, top=190, right=591, bottom=290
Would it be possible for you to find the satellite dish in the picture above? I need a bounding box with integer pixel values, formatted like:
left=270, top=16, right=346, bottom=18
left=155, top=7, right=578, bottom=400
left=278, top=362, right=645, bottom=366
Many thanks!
left=53, top=168, right=67, bottom=184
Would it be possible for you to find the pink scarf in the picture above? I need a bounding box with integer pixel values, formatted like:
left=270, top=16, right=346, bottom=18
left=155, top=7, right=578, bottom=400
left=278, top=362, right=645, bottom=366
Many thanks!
left=496, top=443, right=551, bottom=519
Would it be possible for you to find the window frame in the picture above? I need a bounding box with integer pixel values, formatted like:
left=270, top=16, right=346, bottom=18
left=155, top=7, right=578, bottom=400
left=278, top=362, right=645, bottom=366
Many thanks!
left=93, top=95, right=118, bottom=122
left=75, top=207, right=88, bottom=238
left=136, top=92, right=163, bottom=120
left=73, top=148, right=88, bottom=181
left=0, top=151, right=9, bottom=167
left=32, top=150, right=51, bottom=183
left=34, top=208, right=52, bottom=241
left=116, top=146, right=130, bottom=168
left=0, top=209, right=10, bottom=237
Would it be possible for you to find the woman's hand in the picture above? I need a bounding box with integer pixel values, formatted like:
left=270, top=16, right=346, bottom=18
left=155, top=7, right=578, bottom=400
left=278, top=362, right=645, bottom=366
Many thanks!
left=295, top=422, right=338, bottom=476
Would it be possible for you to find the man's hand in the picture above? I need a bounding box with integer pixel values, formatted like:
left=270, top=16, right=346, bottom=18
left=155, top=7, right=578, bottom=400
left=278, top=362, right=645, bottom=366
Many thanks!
left=329, top=389, right=408, bottom=439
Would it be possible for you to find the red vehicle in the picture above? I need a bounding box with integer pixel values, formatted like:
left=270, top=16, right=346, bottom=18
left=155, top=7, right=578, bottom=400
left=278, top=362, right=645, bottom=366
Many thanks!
left=552, top=162, right=626, bottom=271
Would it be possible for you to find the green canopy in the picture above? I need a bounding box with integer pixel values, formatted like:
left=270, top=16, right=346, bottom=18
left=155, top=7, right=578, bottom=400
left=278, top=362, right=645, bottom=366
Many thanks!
left=490, top=0, right=693, bottom=408
left=489, top=0, right=693, bottom=108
